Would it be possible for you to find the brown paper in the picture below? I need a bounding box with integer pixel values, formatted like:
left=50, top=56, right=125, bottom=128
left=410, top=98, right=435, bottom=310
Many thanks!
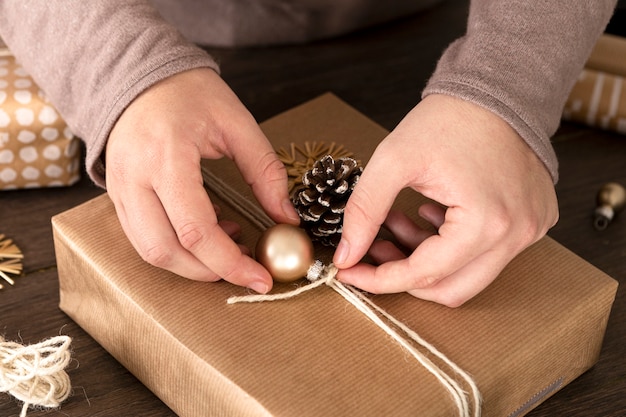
left=585, top=34, right=626, bottom=77
left=53, top=94, right=618, bottom=417
left=0, top=50, right=80, bottom=190
left=562, top=34, right=626, bottom=134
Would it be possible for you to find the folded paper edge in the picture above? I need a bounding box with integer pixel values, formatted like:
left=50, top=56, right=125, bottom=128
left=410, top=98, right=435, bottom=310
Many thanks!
left=52, top=206, right=273, bottom=417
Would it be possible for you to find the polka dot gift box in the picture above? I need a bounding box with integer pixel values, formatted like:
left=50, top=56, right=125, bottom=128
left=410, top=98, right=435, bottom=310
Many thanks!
left=0, top=49, right=80, bottom=190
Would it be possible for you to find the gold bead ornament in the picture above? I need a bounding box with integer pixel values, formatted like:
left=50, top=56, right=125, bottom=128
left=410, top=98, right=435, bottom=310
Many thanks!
left=255, top=224, right=316, bottom=283
left=593, top=182, right=626, bottom=231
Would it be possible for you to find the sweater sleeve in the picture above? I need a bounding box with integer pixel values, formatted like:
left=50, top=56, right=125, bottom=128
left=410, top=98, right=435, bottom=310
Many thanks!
left=422, top=0, right=617, bottom=183
left=0, top=0, right=220, bottom=187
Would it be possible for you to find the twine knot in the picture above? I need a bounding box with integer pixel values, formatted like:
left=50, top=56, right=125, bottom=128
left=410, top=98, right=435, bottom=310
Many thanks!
left=0, top=335, right=72, bottom=417
left=226, top=261, right=337, bottom=304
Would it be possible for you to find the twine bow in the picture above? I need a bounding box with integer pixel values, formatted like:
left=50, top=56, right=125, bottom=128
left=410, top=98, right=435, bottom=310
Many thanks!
left=0, top=335, right=72, bottom=417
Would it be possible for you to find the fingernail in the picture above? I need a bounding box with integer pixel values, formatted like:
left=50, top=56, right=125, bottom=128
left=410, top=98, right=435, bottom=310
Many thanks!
left=334, top=238, right=350, bottom=266
left=249, top=281, right=269, bottom=294
left=282, top=199, right=301, bottom=223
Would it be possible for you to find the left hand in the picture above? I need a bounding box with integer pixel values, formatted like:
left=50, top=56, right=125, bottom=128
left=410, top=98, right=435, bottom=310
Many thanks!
left=333, top=94, right=559, bottom=307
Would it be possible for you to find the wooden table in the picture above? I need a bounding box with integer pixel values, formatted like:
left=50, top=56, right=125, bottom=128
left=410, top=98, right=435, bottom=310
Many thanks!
left=2, top=1, right=625, bottom=416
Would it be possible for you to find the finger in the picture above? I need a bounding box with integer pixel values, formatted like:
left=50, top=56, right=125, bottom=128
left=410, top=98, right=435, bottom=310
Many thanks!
left=337, top=257, right=426, bottom=294
left=383, top=209, right=435, bottom=251
left=405, top=202, right=503, bottom=285
left=367, top=240, right=407, bottom=264
left=228, top=123, right=300, bottom=225
left=157, top=174, right=273, bottom=292
left=110, top=186, right=222, bottom=281
left=340, top=245, right=511, bottom=308
left=334, top=144, right=408, bottom=268
left=219, top=220, right=242, bottom=241
left=213, top=203, right=222, bottom=217
left=339, top=209, right=494, bottom=293
left=407, top=248, right=516, bottom=307
left=238, top=243, right=252, bottom=257
left=417, top=203, right=447, bottom=229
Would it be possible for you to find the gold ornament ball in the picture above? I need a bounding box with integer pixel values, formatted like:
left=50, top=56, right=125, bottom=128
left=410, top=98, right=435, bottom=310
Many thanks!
left=594, top=182, right=626, bottom=230
left=255, top=224, right=314, bottom=283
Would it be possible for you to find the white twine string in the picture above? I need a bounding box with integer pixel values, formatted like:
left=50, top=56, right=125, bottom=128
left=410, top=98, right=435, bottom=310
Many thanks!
left=202, top=167, right=275, bottom=230
left=0, top=335, right=72, bottom=417
left=228, top=265, right=481, bottom=417
left=202, top=165, right=481, bottom=416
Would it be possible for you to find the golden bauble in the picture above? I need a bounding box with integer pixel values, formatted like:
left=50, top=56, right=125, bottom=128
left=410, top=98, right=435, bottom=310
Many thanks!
left=255, top=224, right=314, bottom=283
left=594, top=182, right=626, bottom=230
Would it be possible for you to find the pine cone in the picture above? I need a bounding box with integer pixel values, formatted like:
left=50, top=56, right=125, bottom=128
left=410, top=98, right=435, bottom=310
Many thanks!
left=292, top=155, right=362, bottom=246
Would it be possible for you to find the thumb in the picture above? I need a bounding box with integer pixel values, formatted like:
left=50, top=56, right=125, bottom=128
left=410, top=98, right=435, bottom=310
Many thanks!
left=334, top=146, right=406, bottom=268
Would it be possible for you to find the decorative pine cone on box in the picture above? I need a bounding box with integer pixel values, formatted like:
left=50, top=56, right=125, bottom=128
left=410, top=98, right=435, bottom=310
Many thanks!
left=292, top=155, right=362, bottom=247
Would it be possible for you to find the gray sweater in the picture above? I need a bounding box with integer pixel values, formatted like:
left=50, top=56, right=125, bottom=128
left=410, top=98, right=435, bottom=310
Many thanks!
left=0, top=0, right=617, bottom=186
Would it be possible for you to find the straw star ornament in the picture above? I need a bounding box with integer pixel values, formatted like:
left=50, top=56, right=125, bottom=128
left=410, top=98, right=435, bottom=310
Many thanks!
left=276, top=141, right=362, bottom=247
left=0, top=234, right=23, bottom=289
left=276, top=141, right=356, bottom=193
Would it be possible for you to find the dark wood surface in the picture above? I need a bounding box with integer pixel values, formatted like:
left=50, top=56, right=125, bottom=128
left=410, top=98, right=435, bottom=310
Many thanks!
left=1, top=1, right=625, bottom=416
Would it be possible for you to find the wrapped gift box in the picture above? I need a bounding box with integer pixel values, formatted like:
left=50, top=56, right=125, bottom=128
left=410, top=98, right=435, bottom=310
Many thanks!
left=52, top=94, right=618, bottom=417
left=0, top=49, right=81, bottom=190
left=562, top=68, right=626, bottom=134
left=562, top=34, right=626, bottom=134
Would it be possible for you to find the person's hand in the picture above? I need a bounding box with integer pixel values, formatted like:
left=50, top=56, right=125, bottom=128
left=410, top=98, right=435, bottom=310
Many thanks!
left=105, top=68, right=300, bottom=293
left=333, top=94, right=558, bottom=307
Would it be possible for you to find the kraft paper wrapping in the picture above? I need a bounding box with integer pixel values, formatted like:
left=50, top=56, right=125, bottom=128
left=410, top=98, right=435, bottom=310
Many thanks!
left=0, top=50, right=81, bottom=190
left=585, top=34, right=626, bottom=77
left=53, top=94, right=618, bottom=417
left=563, top=34, right=626, bottom=134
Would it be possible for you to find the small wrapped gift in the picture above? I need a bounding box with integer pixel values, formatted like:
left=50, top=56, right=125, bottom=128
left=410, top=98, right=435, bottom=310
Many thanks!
left=562, top=68, right=626, bottom=134
left=0, top=49, right=80, bottom=190
left=562, top=34, right=626, bottom=134
left=53, top=94, right=618, bottom=417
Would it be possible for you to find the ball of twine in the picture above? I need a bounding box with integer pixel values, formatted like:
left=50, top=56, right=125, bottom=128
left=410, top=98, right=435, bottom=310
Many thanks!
left=0, top=335, right=72, bottom=417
